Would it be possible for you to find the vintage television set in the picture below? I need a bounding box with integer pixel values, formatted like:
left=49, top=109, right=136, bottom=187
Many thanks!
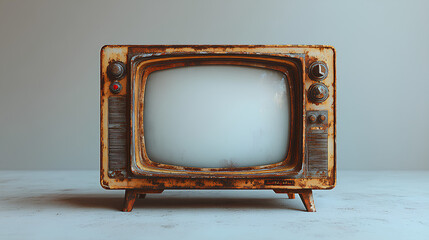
left=100, top=45, right=336, bottom=212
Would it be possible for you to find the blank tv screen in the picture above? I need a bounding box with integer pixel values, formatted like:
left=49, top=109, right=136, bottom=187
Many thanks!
left=143, top=65, right=290, bottom=168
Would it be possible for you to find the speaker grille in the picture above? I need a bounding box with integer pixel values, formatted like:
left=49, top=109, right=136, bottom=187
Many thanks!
left=306, top=111, right=329, bottom=177
left=108, top=96, right=128, bottom=176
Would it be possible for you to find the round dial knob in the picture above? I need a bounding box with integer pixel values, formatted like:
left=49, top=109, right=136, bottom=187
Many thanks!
left=308, top=115, right=317, bottom=123
left=107, top=61, right=126, bottom=80
left=110, top=81, right=122, bottom=94
left=308, top=61, right=328, bottom=81
left=308, top=83, right=329, bottom=103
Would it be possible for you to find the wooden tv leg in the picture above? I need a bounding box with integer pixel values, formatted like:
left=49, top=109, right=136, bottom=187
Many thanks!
left=273, top=189, right=295, bottom=199
left=122, top=189, right=163, bottom=212
left=273, top=189, right=316, bottom=212
left=123, top=190, right=138, bottom=212
left=299, top=190, right=316, bottom=212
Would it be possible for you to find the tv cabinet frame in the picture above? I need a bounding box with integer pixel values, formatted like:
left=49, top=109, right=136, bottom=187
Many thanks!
left=100, top=45, right=336, bottom=212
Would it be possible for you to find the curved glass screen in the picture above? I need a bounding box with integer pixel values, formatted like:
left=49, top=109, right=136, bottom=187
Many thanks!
left=143, top=65, right=290, bottom=168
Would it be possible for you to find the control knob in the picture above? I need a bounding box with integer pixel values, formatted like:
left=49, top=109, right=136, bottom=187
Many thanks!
left=107, top=61, right=126, bottom=80
left=308, top=61, right=328, bottom=81
left=308, top=83, right=329, bottom=103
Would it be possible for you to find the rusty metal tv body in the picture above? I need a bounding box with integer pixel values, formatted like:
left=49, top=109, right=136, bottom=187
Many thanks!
left=100, top=45, right=336, bottom=212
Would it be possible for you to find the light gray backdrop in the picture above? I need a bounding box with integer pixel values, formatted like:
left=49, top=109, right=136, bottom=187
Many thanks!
left=1, top=0, right=428, bottom=170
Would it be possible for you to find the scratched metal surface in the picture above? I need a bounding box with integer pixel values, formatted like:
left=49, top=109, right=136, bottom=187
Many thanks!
left=0, top=171, right=428, bottom=240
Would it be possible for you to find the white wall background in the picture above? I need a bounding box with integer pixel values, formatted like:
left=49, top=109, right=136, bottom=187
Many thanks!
left=0, top=0, right=428, bottom=170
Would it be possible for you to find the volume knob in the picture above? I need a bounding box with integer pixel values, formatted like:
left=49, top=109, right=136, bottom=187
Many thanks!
left=308, top=83, right=329, bottom=103
left=107, top=61, right=126, bottom=80
left=308, top=61, right=328, bottom=81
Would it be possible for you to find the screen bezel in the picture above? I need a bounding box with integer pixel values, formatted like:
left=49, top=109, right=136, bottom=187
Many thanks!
left=130, top=54, right=304, bottom=177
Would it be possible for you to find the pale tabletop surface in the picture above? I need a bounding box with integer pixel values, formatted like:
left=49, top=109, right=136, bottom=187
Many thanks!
left=0, top=170, right=428, bottom=240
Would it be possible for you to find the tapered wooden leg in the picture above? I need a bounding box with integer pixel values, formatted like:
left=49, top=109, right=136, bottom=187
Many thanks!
left=122, top=189, right=164, bottom=212
left=299, top=190, right=316, bottom=212
left=123, top=190, right=138, bottom=212
left=274, top=189, right=316, bottom=212
left=273, top=189, right=295, bottom=199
